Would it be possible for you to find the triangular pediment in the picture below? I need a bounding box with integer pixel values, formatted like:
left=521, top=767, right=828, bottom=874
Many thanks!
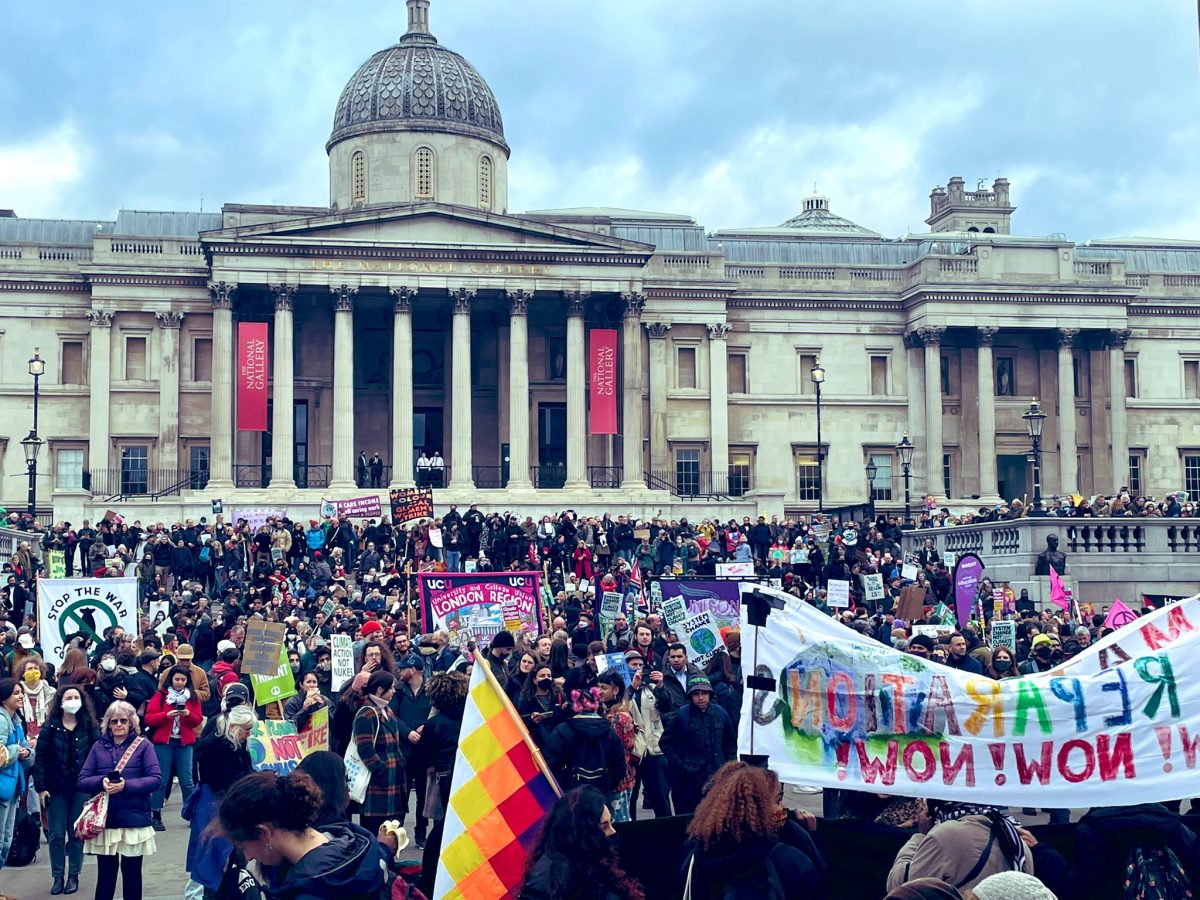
left=203, top=202, right=654, bottom=255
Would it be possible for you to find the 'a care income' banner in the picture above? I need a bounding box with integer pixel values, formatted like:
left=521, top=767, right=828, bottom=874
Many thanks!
left=37, top=578, right=139, bottom=667
left=237, top=322, right=268, bottom=431
left=321, top=495, right=383, bottom=519
left=419, top=572, right=543, bottom=647
left=739, top=584, right=1200, bottom=808
left=589, top=329, right=617, bottom=434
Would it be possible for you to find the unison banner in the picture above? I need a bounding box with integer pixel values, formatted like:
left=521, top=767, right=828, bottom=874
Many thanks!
left=658, top=580, right=742, bottom=631
left=237, top=322, right=269, bottom=431
left=37, top=578, right=139, bottom=667
left=739, top=584, right=1200, bottom=807
left=419, top=571, right=543, bottom=647
left=589, top=329, right=617, bottom=434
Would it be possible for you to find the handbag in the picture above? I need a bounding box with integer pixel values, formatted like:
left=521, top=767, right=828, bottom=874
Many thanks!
left=344, top=707, right=381, bottom=805
left=424, top=768, right=449, bottom=822
left=74, top=736, right=144, bottom=841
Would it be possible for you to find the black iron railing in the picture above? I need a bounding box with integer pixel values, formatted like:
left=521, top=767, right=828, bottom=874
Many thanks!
left=87, top=468, right=196, bottom=499
left=645, top=469, right=737, bottom=501
left=355, top=464, right=392, bottom=489
left=415, top=466, right=449, bottom=488
left=471, top=466, right=505, bottom=488
left=533, top=464, right=567, bottom=489
left=588, top=466, right=623, bottom=489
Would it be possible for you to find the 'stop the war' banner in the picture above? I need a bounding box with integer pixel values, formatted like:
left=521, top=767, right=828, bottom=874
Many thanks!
left=739, top=584, right=1200, bottom=808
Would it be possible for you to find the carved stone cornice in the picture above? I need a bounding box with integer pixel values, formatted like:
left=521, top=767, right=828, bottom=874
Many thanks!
left=451, top=287, right=476, bottom=314
left=85, top=308, right=114, bottom=328
left=270, top=283, right=296, bottom=312
left=707, top=322, right=732, bottom=341
left=506, top=288, right=533, bottom=317
left=1107, top=328, right=1132, bottom=349
left=155, top=311, right=184, bottom=329
left=1057, top=327, right=1080, bottom=348
left=977, top=326, right=999, bottom=346
left=331, top=284, right=358, bottom=312
left=208, top=280, right=237, bottom=310
left=390, top=286, right=415, bottom=313
left=645, top=323, right=672, bottom=339
left=620, top=291, right=646, bottom=320
left=563, top=290, right=588, bottom=317
left=914, top=325, right=946, bottom=346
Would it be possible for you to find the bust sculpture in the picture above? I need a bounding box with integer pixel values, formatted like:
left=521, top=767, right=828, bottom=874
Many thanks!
left=1034, top=534, right=1067, bottom=576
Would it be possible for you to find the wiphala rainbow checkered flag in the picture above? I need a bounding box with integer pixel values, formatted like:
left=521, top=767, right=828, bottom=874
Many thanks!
left=433, top=652, right=561, bottom=899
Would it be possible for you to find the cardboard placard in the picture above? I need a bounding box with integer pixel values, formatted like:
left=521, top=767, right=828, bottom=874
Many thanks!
left=662, top=596, right=688, bottom=632
left=330, top=633, right=355, bottom=692
left=243, top=620, right=288, bottom=677
left=827, top=579, right=851, bottom=609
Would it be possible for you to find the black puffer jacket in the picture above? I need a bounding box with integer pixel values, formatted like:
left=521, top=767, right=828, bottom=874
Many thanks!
left=1074, top=804, right=1200, bottom=900
left=33, top=716, right=100, bottom=795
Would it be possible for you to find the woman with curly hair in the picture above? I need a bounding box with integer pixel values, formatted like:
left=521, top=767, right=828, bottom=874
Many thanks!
left=682, top=761, right=828, bottom=899
left=412, top=671, right=469, bottom=896
left=519, top=785, right=645, bottom=900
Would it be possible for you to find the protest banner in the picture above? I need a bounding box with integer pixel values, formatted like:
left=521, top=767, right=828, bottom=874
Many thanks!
left=991, top=619, right=1017, bottom=652
left=390, top=487, right=434, bottom=525
left=243, top=620, right=288, bottom=677
left=298, top=706, right=330, bottom=754
left=600, top=591, right=623, bottom=622
left=230, top=508, right=285, bottom=531
left=912, top=624, right=943, bottom=639
left=596, top=651, right=633, bottom=687
left=47, top=550, right=65, bottom=580
left=320, top=598, right=336, bottom=619
left=330, top=633, right=355, bottom=692
left=716, top=562, right=755, bottom=578
left=251, top=645, right=298, bottom=706
left=649, top=579, right=663, bottom=612
left=862, top=573, right=884, bottom=603
left=662, top=596, right=688, bottom=634
left=658, top=580, right=742, bottom=631
left=321, top=495, right=383, bottom=520
left=248, top=708, right=328, bottom=775
left=419, top=572, right=543, bottom=647
left=36, top=577, right=138, bottom=666
left=953, top=553, right=985, bottom=626
left=678, top=611, right=725, bottom=667
left=901, top=553, right=919, bottom=582
left=738, top=584, right=1200, bottom=807
left=827, top=579, right=851, bottom=609
left=211, top=499, right=224, bottom=515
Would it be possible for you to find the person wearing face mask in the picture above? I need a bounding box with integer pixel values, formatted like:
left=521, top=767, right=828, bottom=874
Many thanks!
left=93, top=652, right=130, bottom=717
left=34, top=684, right=99, bottom=894
left=517, top=663, right=565, bottom=749
left=984, top=646, right=1018, bottom=680
left=311, top=646, right=336, bottom=701
left=16, top=658, right=54, bottom=737
left=1018, top=634, right=1059, bottom=675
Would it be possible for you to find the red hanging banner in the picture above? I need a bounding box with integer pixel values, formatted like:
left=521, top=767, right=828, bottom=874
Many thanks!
left=589, top=328, right=618, bottom=434
left=236, top=322, right=269, bottom=432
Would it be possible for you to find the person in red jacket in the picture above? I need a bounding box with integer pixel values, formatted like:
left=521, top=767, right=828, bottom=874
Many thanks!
left=143, top=665, right=203, bottom=832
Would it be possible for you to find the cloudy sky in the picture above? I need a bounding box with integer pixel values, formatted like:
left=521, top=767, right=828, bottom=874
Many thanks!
left=1, top=0, right=1197, bottom=240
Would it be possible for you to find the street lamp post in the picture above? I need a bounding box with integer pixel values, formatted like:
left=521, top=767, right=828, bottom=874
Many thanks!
left=897, top=433, right=915, bottom=528
left=25, top=348, right=45, bottom=520
left=865, top=457, right=878, bottom=519
left=1023, top=399, right=1047, bottom=515
left=811, top=359, right=825, bottom=512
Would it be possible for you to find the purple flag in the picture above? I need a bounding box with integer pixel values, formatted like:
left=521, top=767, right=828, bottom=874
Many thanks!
left=953, top=553, right=985, bottom=627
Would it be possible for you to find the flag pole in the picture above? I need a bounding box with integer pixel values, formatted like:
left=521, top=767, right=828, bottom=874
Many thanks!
left=474, top=650, right=563, bottom=798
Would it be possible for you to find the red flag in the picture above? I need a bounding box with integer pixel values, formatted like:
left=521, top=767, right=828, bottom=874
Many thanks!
left=589, top=329, right=618, bottom=434
left=236, top=322, right=269, bottom=431
left=1048, top=566, right=1070, bottom=612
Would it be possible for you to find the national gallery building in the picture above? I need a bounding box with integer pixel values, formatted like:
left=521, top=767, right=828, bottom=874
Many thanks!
left=3, top=0, right=1200, bottom=522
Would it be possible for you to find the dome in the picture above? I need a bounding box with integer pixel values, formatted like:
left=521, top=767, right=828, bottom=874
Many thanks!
left=327, top=0, right=507, bottom=155
left=779, top=194, right=880, bottom=239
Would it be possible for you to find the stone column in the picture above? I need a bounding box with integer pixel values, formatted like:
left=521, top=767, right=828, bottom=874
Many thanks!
left=329, top=284, right=357, bottom=490
left=646, top=323, right=671, bottom=473
left=976, top=326, right=999, bottom=499
left=1108, top=329, right=1131, bottom=489
left=155, top=311, right=184, bottom=472
left=506, top=288, right=533, bottom=490
left=448, top=288, right=476, bottom=490
left=389, top=287, right=416, bottom=488
left=620, top=292, right=646, bottom=489
left=904, top=334, right=927, bottom=499
left=1057, top=328, right=1079, bottom=496
left=86, top=309, right=114, bottom=485
left=563, top=291, right=589, bottom=490
left=708, top=323, right=731, bottom=486
left=918, top=326, right=946, bottom=499
left=268, top=285, right=296, bottom=489
left=206, top=282, right=236, bottom=490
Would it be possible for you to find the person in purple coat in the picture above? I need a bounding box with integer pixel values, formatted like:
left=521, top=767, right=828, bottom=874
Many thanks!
left=77, top=699, right=162, bottom=900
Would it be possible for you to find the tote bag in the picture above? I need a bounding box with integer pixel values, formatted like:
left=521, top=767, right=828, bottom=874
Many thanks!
left=344, top=707, right=381, bottom=804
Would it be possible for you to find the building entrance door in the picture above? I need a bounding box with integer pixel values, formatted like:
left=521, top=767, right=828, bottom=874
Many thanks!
left=997, top=454, right=1029, bottom=503
left=414, top=408, right=444, bottom=485
left=536, top=403, right=566, bottom=488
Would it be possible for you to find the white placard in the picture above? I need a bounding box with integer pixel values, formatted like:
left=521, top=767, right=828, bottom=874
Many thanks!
left=716, top=562, right=755, bottom=578
left=912, top=623, right=943, bottom=638
left=862, top=573, right=884, bottom=601
left=600, top=591, right=623, bottom=621
left=991, top=619, right=1017, bottom=651
left=827, top=579, right=851, bottom=609
left=678, top=610, right=725, bottom=666
left=37, top=578, right=139, bottom=667
left=662, top=597, right=688, bottom=632
left=330, top=633, right=355, bottom=692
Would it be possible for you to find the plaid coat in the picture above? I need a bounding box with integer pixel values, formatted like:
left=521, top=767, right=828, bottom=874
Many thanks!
left=353, top=701, right=407, bottom=817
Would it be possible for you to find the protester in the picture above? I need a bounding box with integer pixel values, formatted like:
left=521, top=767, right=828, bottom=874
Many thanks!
left=0, top=677, right=34, bottom=876
left=1073, top=803, right=1200, bottom=899
left=144, top=664, right=203, bottom=831
left=883, top=880, right=969, bottom=900
left=518, top=785, right=645, bottom=900
left=984, top=646, right=1018, bottom=680
left=352, top=669, right=406, bottom=837
left=284, top=670, right=329, bottom=732
left=543, top=686, right=626, bottom=799
left=597, top=670, right=638, bottom=823
left=295, top=751, right=350, bottom=829
left=659, top=674, right=737, bottom=815
left=972, top=871, right=1058, bottom=900
left=412, top=671, right=469, bottom=897
left=77, top=700, right=162, bottom=900
left=626, top=650, right=671, bottom=818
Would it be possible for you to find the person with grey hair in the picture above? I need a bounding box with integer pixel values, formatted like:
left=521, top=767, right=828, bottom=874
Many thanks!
left=77, top=700, right=162, bottom=900
left=1073, top=626, right=1092, bottom=649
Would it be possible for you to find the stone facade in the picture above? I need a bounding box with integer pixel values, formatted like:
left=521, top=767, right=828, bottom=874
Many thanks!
left=2, top=3, right=1200, bottom=524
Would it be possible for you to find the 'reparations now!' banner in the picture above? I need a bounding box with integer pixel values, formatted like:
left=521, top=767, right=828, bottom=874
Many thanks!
left=738, top=584, right=1200, bottom=808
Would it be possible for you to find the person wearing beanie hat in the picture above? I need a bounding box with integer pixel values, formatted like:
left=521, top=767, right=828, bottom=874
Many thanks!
left=884, top=879, right=967, bottom=900
left=485, top=631, right=516, bottom=692
left=360, top=619, right=384, bottom=641
left=908, top=633, right=936, bottom=659
left=659, top=668, right=736, bottom=814
left=972, top=872, right=1057, bottom=900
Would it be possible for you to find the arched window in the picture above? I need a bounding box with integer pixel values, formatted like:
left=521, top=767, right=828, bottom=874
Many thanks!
left=967, top=226, right=979, bottom=233
left=350, top=151, right=367, bottom=204
left=479, top=155, right=493, bottom=209
left=415, top=147, right=435, bottom=199
left=982, top=226, right=996, bottom=234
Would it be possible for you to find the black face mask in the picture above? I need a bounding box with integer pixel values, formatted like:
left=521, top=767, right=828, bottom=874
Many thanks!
left=993, top=658, right=1011, bottom=673
left=1034, top=649, right=1053, bottom=663
left=536, top=678, right=552, bottom=689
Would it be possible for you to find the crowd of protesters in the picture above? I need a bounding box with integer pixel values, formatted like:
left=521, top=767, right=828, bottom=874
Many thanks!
left=0, top=501, right=1198, bottom=899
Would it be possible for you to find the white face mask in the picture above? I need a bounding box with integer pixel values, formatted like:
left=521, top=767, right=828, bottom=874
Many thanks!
left=100, top=658, right=117, bottom=672
left=62, top=699, right=83, bottom=715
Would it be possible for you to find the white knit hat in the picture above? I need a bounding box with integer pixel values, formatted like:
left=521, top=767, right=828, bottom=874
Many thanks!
left=972, top=872, right=1057, bottom=900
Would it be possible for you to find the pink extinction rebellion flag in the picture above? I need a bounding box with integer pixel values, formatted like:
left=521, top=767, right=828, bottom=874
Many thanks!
left=1048, top=566, right=1070, bottom=612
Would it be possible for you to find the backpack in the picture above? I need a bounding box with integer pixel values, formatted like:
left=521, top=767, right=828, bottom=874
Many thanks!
left=1123, top=845, right=1193, bottom=900
left=202, top=672, right=223, bottom=718
left=5, top=804, right=40, bottom=867
left=564, top=719, right=612, bottom=789
left=684, top=843, right=786, bottom=900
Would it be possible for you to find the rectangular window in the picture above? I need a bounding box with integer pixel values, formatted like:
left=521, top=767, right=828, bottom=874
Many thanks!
left=676, top=347, right=697, bottom=390
left=1184, top=360, right=1199, bottom=400
left=55, top=448, right=85, bottom=490
left=1128, top=451, right=1144, bottom=495
left=1125, top=358, right=1137, bottom=398
left=798, top=353, right=817, bottom=395
left=125, top=336, right=147, bottom=380
left=940, top=355, right=950, bottom=395
left=728, top=449, right=753, bottom=497
left=728, top=353, right=748, bottom=394
left=61, top=340, right=84, bottom=385
left=869, top=452, right=893, bottom=501
left=870, top=355, right=889, bottom=396
left=1185, top=454, right=1200, bottom=502
left=943, top=453, right=953, bottom=498
left=675, top=448, right=700, bottom=497
left=189, top=445, right=210, bottom=490
left=193, top=338, right=213, bottom=382
left=120, top=446, right=149, bottom=495
left=1073, top=355, right=1089, bottom=399
left=795, top=450, right=823, bottom=501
